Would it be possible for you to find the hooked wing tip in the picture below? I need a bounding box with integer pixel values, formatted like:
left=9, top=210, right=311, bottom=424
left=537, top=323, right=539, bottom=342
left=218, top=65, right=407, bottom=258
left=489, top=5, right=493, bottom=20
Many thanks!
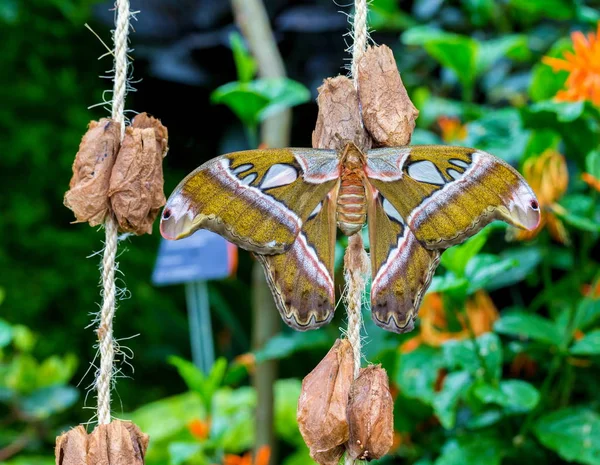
left=159, top=193, right=195, bottom=240
left=504, top=183, right=542, bottom=231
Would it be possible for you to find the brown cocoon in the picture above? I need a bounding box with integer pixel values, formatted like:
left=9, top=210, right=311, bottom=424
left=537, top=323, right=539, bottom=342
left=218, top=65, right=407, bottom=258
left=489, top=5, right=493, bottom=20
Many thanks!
left=108, top=118, right=167, bottom=235
left=131, top=112, right=169, bottom=158
left=55, top=425, right=87, bottom=465
left=297, top=339, right=354, bottom=459
left=312, top=76, right=372, bottom=151
left=64, top=119, right=121, bottom=226
left=310, top=445, right=346, bottom=465
left=346, top=365, right=394, bottom=461
left=357, top=45, right=419, bottom=147
left=55, top=420, right=149, bottom=465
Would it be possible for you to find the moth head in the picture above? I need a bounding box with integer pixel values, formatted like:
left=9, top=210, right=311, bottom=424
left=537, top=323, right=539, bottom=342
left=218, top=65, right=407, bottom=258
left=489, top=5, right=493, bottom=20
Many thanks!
left=160, top=192, right=196, bottom=240
left=504, top=183, right=541, bottom=231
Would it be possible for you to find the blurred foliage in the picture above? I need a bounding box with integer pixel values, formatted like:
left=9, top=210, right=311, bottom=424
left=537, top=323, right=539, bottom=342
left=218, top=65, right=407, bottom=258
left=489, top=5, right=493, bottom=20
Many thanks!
left=2, top=0, right=600, bottom=464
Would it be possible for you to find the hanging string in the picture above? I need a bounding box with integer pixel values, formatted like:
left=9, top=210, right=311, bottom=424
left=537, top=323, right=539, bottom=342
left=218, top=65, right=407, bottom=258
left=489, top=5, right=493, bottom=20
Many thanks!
left=344, top=1, right=369, bottom=463
left=351, top=0, right=368, bottom=83
left=96, top=0, right=130, bottom=426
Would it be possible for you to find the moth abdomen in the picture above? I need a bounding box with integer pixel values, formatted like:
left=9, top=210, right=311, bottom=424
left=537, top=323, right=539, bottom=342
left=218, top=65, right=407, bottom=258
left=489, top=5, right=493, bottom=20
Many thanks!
left=337, top=173, right=367, bottom=236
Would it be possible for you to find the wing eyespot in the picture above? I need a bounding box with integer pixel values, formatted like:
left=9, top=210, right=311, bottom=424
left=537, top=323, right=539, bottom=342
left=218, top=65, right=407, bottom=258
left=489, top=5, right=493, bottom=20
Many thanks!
left=530, top=199, right=539, bottom=211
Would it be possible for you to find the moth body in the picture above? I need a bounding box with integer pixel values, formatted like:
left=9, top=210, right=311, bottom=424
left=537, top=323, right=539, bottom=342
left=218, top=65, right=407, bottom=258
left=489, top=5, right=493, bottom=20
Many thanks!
left=337, top=144, right=368, bottom=236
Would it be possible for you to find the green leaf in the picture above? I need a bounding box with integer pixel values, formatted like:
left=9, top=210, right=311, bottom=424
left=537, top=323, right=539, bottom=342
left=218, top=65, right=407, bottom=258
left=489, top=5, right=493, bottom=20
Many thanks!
left=211, top=386, right=256, bottom=452
left=586, top=151, right=600, bottom=178
left=168, top=442, right=204, bottom=465
left=463, top=108, right=530, bottom=164
left=523, top=130, right=561, bottom=160
left=509, top=0, right=575, bottom=20
left=2, top=457, right=54, bottom=465
left=441, top=226, right=493, bottom=276
left=229, top=32, right=256, bottom=83
left=429, top=274, right=469, bottom=295
left=37, top=353, right=78, bottom=387
left=466, top=254, right=518, bottom=294
left=529, top=38, right=572, bottom=102
left=521, top=101, right=597, bottom=164
left=168, top=356, right=227, bottom=411
left=19, top=385, right=79, bottom=419
left=435, top=436, right=503, bottom=465
left=412, top=88, right=486, bottom=128
left=368, top=0, right=416, bottom=30
left=534, top=408, right=600, bottom=465
left=554, top=207, right=600, bottom=233
left=529, top=100, right=585, bottom=122
left=275, top=379, right=303, bottom=446
left=396, top=345, right=444, bottom=404
left=443, top=333, right=502, bottom=380
left=570, top=330, right=600, bottom=355
left=477, top=35, right=530, bottom=74
left=211, top=82, right=269, bottom=128
left=281, top=445, right=314, bottom=465
left=0, top=318, right=13, bottom=348
left=574, top=298, right=600, bottom=331
left=473, top=380, right=539, bottom=413
left=494, top=311, right=562, bottom=345
left=11, top=324, right=36, bottom=352
left=251, top=78, right=311, bottom=120
left=128, top=392, right=206, bottom=442
left=211, top=78, right=310, bottom=128
left=402, top=27, right=478, bottom=99
left=483, top=247, right=542, bottom=291
left=433, top=371, right=472, bottom=429
left=168, top=355, right=206, bottom=392
left=255, top=331, right=331, bottom=362
left=5, top=353, right=38, bottom=393
left=466, top=409, right=504, bottom=429
left=461, top=0, right=497, bottom=26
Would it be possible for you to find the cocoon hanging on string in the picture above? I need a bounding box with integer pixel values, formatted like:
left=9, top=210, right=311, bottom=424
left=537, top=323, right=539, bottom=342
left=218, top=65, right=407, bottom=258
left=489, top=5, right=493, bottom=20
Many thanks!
left=108, top=113, right=168, bottom=235
left=64, top=118, right=121, bottom=226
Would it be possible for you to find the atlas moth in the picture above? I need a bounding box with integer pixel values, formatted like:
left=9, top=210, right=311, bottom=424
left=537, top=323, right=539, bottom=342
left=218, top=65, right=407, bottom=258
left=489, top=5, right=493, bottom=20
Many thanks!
left=160, top=142, right=540, bottom=333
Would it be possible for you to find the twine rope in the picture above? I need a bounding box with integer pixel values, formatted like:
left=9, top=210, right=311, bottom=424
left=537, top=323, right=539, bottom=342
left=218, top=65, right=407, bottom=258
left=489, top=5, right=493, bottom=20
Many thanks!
left=96, top=0, right=130, bottom=426
left=344, top=2, right=368, bottom=462
left=350, top=0, right=368, bottom=83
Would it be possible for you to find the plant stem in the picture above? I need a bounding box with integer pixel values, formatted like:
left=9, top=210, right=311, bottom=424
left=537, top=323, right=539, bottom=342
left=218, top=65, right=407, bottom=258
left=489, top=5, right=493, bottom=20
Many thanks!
left=231, top=2, right=292, bottom=463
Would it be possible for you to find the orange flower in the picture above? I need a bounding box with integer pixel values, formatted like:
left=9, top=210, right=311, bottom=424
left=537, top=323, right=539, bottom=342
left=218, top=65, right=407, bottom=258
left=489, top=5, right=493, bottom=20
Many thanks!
left=582, top=172, right=600, bottom=192
left=234, top=353, right=256, bottom=374
left=188, top=418, right=211, bottom=440
left=581, top=280, right=600, bottom=297
left=400, top=290, right=499, bottom=352
left=542, top=22, right=600, bottom=105
left=512, top=150, right=569, bottom=244
left=437, top=116, right=468, bottom=142
left=223, top=446, right=270, bottom=465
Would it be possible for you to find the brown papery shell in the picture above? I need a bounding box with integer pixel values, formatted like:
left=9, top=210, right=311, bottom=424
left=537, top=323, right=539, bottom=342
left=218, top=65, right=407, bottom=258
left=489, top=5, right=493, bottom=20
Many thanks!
left=297, top=339, right=354, bottom=457
left=310, top=445, right=345, bottom=465
left=63, top=118, right=121, bottom=226
left=357, top=45, right=419, bottom=147
left=108, top=124, right=166, bottom=235
left=347, top=365, right=394, bottom=461
left=55, top=420, right=148, bottom=465
left=131, top=112, right=169, bottom=158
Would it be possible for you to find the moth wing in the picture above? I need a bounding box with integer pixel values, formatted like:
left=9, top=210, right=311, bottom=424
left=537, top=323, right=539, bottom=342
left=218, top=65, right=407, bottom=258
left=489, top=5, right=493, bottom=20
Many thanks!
left=365, top=146, right=540, bottom=250
left=257, top=191, right=337, bottom=330
left=366, top=184, right=440, bottom=333
left=161, top=148, right=340, bottom=254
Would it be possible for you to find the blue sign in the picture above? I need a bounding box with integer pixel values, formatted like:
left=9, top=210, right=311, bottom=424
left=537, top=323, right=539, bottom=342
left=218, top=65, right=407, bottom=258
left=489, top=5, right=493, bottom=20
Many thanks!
left=152, top=230, right=237, bottom=285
